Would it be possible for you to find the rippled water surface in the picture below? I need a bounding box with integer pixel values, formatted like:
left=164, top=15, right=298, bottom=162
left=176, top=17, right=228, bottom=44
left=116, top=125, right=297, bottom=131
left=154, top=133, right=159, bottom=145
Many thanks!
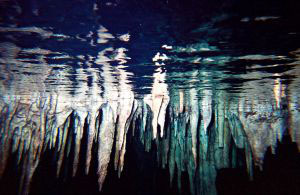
left=0, top=0, right=300, bottom=194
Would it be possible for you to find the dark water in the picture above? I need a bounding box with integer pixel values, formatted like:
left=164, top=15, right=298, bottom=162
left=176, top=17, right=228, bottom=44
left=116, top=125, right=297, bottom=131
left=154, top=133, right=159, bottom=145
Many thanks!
left=0, top=0, right=299, bottom=194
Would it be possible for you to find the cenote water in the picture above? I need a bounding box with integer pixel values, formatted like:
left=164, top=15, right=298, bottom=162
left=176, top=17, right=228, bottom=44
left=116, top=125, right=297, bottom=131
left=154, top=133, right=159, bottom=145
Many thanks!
left=0, top=0, right=299, bottom=194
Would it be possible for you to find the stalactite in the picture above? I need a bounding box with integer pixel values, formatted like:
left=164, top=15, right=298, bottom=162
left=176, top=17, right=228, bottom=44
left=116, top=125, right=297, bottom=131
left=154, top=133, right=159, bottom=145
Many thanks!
left=222, top=118, right=231, bottom=168
left=85, top=110, right=98, bottom=174
left=168, top=106, right=177, bottom=186
left=131, top=102, right=141, bottom=137
left=142, top=102, right=148, bottom=133
left=157, top=96, right=169, bottom=138
left=114, top=97, right=134, bottom=172
left=144, top=95, right=161, bottom=139
left=19, top=126, right=41, bottom=195
left=0, top=87, right=296, bottom=195
left=0, top=102, right=19, bottom=177
left=186, top=119, right=196, bottom=195
left=144, top=108, right=153, bottom=152
left=118, top=100, right=138, bottom=177
left=216, top=94, right=225, bottom=148
left=161, top=110, right=170, bottom=169
left=97, top=103, right=115, bottom=191
left=189, top=89, right=199, bottom=165
left=72, top=113, right=81, bottom=177
left=201, top=90, right=212, bottom=135
left=56, top=116, right=70, bottom=177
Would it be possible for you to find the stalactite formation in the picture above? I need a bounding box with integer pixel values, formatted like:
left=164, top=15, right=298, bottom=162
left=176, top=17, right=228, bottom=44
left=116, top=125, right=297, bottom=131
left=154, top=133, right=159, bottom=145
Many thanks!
left=0, top=86, right=296, bottom=195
